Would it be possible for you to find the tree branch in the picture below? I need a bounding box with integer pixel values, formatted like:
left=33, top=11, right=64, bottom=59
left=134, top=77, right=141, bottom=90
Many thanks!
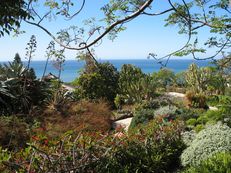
left=26, top=0, right=154, bottom=51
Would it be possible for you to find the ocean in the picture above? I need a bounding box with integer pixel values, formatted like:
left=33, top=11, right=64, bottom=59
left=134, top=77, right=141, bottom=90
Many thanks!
left=1, top=59, right=213, bottom=82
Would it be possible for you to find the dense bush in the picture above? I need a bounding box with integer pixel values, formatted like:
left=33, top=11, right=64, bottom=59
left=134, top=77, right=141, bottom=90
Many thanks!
left=129, top=109, right=156, bottom=129
left=117, top=64, right=156, bottom=105
left=181, top=123, right=231, bottom=166
left=183, top=152, right=231, bottom=173
left=136, top=95, right=172, bottom=110
left=0, top=116, right=30, bottom=150
left=154, top=105, right=178, bottom=117
left=185, top=108, right=231, bottom=131
left=185, top=64, right=226, bottom=95
left=42, top=100, right=112, bottom=138
left=2, top=118, right=185, bottom=173
left=130, top=105, right=178, bottom=129
left=75, top=62, right=119, bottom=104
left=206, top=95, right=231, bottom=106
left=175, top=107, right=204, bottom=121
left=152, top=68, right=175, bottom=90
left=175, top=71, right=186, bottom=88
left=185, top=91, right=208, bottom=109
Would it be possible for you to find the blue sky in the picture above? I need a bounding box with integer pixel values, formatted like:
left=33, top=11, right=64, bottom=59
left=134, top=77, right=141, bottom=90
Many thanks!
left=0, top=0, right=217, bottom=61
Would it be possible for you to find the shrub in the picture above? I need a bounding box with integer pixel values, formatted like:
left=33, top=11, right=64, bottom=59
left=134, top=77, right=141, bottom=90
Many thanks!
left=0, top=116, right=30, bottom=150
left=76, top=62, right=119, bottom=104
left=186, top=91, right=208, bottom=109
left=135, top=95, right=172, bottom=111
left=101, top=119, right=185, bottom=173
left=154, top=105, right=178, bottom=117
left=117, top=64, right=156, bottom=104
left=42, top=100, right=112, bottom=138
left=182, top=131, right=196, bottom=147
left=194, top=124, right=204, bottom=133
left=152, top=68, right=175, bottom=90
left=186, top=118, right=197, bottom=127
left=4, top=118, right=185, bottom=173
left=196, top=109, right=231, bottom=128
left=207, top=95, right=231, bottom=107
left=0, top=147, right=11, bottom=172
left=183, top=152, right=231, bottom=173
left=0, top=54, right=49, bottom=114
left=175, top=107, right=204, bottom=121
left=129, top=109, right=155, bottom=129
left=181, top=123, right=231, bottom=166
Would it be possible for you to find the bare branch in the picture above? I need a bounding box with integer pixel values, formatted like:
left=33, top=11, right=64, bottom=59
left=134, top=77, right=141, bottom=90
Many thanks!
left=142, top=8, right=174, bottom=16
left=66, top=0, right=86, bottom=20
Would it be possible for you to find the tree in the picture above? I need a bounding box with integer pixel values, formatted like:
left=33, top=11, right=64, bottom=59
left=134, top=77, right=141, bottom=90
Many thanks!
left=76, top=62, right=119, bottom=104
left=117, top=64, right=156, bottom=104
left=185, top=63, right=226, bottom=94
left=2, top=1, right=230, bottom=62
left=152, top=68, right=175, bottom=89
left=0, top=0, right=32, bottom=37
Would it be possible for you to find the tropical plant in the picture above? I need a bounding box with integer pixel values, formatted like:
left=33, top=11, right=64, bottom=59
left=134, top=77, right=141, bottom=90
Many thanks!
left=117, top=64, right=156, bottom=104
left=0, top=54, right=49, bottom=114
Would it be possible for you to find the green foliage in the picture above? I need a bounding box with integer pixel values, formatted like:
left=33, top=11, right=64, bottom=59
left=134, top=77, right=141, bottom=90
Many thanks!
left=0, top=147, right=11, bottom=172
left=186, top=91, right=208, bottom=109
left=183, top=152, right=231, bottom=173
left=101, top=119, right=185, bottom=173
left=152, top=68, right=175, bottom=90
left=175, top=107, right=204, bottom=121
left=136, top=96, right=170, bottom=110
left=186, top=118, right=197, bottom=127
left=117, top=64, right=156, bottom=104
left=182, top=131, right=196, bottom=147
left=0, top=54, right=49, bottom=114
left=154, top=105, right=178, bottom=117
left=76, top=62, right=119, bottom=104
left=185, top=94, right=231, bottom=129
left=185, top=64, right=227, bottom=95
left=207, top=95, right=231, bottom=107
left=130, top=104, right=178, bottom=129
left=181, top=123, right=231, bottom=166
left=129, top=109, right=155, bottom=129
left=175, top=71, right=187, bottom=87
left=0, top=0, right=32, bottom=37
left=185, top=107, right=231, bottom=132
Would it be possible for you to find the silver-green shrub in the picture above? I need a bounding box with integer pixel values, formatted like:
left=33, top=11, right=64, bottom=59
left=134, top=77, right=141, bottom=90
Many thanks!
left=182, top=130, right=196, bottom=147
left=181, top=123, right=231, bottom=166
left=154, top=105, right=177, bottom=117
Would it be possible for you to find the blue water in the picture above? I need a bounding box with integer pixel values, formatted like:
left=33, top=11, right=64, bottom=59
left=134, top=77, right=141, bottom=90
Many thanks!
left=1, top=59, right=213, bottom=82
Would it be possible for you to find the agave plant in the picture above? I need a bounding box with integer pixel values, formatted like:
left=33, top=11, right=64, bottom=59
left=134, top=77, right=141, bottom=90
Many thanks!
left=0, top=81, right=15, bottom=114
left=0, top=54, right=48, bottom=114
